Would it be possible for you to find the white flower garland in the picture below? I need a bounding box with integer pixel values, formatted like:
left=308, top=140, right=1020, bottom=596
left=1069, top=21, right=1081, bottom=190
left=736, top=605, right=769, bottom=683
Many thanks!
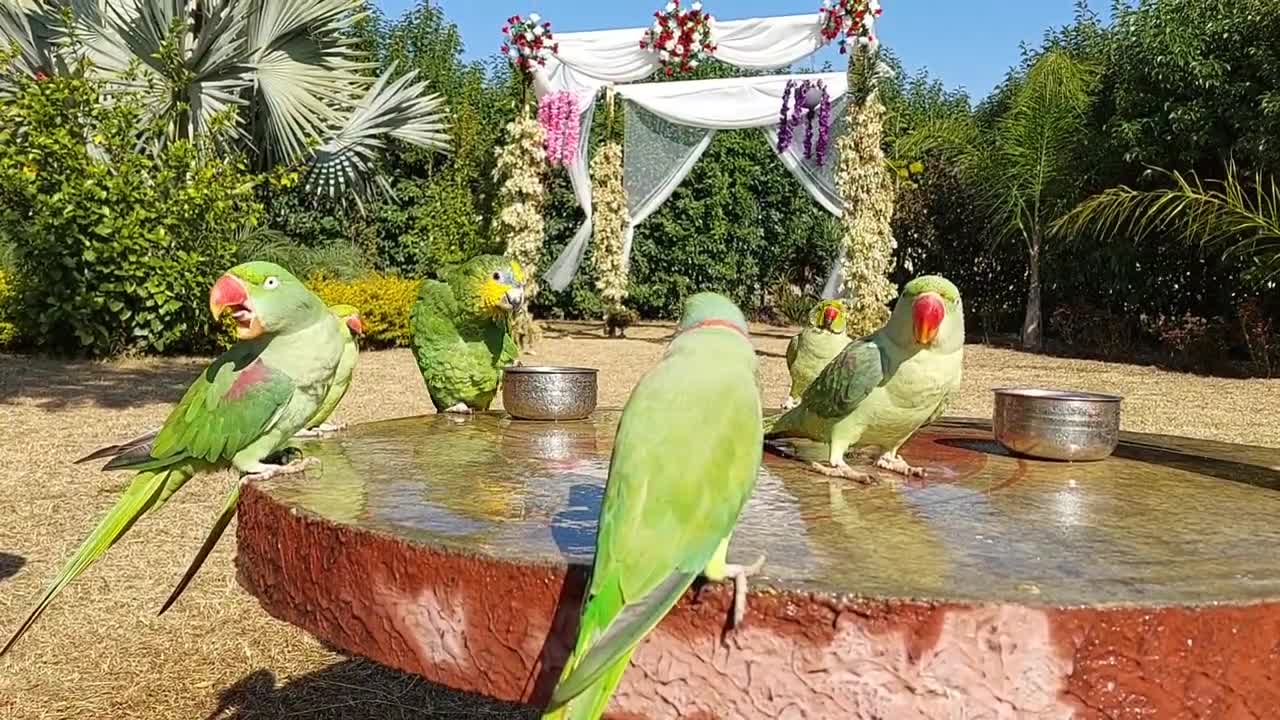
left=495, top=113, right=547, bottom=294
left=590, top=141, right=630, bottom=311
left=836, top=64, right=898, bottom=336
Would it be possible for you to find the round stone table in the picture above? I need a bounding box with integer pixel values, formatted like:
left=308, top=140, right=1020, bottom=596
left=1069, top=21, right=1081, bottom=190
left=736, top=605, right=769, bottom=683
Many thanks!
left=235, top=412, right=1280, bottom=719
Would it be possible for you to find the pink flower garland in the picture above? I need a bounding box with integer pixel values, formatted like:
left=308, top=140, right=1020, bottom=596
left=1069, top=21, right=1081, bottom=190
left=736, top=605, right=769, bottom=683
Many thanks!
left=537, top=91, right=580, bottom=167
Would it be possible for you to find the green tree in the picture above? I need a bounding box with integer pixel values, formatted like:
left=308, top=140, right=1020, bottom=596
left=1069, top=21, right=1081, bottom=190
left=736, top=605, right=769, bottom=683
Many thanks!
left=1101, top=0, right=1280, bottom=176
left=0, top=69, right=263, bottom=355
left=0, top=0, right=449, bottom=196
left=918, top=50, right=1099, bottom=349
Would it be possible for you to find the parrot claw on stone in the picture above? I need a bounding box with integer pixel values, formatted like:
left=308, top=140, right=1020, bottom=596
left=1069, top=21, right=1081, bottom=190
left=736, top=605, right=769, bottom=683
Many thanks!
left=875, top=451, right=927, bottom=478
left=240, top=456, right=320, bottom=485
left=294, top=422, right=345, bottom=439
left=442, top=402, right=474, bottom=414
left=781, top=395, right=800, bottom=411
left=718, top=553, right=767, bottom=628
left=809, top=460, right=877, bottom=484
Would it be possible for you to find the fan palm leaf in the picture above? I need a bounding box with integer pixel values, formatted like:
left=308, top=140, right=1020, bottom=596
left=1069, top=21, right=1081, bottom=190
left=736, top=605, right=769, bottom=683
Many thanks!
left=303, top=62, right=449, bottom=202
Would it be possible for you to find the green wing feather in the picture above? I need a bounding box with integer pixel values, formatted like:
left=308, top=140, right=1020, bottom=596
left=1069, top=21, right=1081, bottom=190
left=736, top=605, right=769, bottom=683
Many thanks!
left=799, top=337, right=887, bottom=419
left=306, top=333, right=358, bottom=429
left=785, top=333, right=800, bottom=372
left=1, top=344, right=296, bottom=656
left=545, top=333, right=762, bottom=718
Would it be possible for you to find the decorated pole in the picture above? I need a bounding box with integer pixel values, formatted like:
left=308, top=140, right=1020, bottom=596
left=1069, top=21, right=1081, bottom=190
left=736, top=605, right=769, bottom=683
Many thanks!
left=824, top=0, right=898, bottom=337
left=497, top=13, right=557, bottom=350
left=590, top=88, right=632, bottom=337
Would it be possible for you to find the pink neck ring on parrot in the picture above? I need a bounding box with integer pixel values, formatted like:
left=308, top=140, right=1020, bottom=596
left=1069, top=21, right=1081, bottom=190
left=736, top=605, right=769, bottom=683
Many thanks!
left=681, top=318, right=751, bottom=341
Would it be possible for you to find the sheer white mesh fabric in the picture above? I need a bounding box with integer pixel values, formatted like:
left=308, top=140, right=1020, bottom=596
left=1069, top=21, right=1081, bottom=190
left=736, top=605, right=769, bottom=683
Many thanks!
left=620, top=102, right=715, bottom=270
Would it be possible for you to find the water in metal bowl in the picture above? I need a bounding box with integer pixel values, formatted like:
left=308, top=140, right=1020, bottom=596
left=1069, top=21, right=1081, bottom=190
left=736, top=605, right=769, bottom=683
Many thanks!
left=992, top=387, right=1123, bottom=462
left=503, top=366, right=598, bottom=421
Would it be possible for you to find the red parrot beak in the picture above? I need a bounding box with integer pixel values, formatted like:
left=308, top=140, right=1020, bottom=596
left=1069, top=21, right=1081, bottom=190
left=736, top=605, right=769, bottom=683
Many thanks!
left=822, top=305, right=839, bottom=327
left=346, top=314, right=364, bottom=335
left=913, top=292, right=945, bottom=346
left=209, top=274, right=262, bottom=340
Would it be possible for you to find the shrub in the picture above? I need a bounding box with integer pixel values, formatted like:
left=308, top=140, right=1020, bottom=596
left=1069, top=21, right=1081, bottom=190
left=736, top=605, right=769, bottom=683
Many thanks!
left=0, top=70, right=263, bottom=356
left=1237, top=297, right=1279, bottom=378
left=309, top=274, right=422, bottom=349
left=1152, top=313, right=1230, bottom=373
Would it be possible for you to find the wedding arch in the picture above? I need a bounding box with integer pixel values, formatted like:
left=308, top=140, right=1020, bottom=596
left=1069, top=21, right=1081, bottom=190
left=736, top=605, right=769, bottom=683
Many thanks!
left=522, top=6, right=888, bottom=298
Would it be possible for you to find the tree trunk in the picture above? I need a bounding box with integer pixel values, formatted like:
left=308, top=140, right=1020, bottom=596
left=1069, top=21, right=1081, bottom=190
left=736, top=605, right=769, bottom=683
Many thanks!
left=1022, top=235, right=1043, bottom=351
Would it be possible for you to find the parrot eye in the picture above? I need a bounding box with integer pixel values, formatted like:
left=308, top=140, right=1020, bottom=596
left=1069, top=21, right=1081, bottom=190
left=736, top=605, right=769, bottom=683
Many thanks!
left=263, top=276, right=280, bottom=289
left=492, top=272, right=503, bottom=282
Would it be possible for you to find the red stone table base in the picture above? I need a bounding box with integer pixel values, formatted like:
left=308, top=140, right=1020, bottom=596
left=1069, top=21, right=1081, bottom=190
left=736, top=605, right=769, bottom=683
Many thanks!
left=235, top=413, right=1280, bottom=719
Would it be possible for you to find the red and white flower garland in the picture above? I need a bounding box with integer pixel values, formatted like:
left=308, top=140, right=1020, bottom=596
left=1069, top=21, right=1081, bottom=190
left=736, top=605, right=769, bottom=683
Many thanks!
left=639, top=0, right=716, bottom=76
left=501, top=13, right=558, bottom=72
left=819, top=0, right=883, bottom=54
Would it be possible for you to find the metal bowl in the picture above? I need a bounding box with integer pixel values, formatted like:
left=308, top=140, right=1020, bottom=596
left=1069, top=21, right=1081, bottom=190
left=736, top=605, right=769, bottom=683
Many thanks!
left=502, top=366, right=598, bottom=421
left=992, top=387, right=1123, bottom=462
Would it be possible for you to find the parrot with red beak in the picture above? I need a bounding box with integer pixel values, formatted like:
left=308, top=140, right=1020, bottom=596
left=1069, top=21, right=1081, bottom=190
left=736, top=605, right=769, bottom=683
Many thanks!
left=1, top=262, right=345, bottom=655
left=763, top=275, right=964, bottom=482
left=783, top=299, right=853, bottom=410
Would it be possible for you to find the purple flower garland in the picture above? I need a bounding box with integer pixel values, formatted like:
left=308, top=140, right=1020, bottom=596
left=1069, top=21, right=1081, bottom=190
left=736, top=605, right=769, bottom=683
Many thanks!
left=775, top=79, right=832, bottom=167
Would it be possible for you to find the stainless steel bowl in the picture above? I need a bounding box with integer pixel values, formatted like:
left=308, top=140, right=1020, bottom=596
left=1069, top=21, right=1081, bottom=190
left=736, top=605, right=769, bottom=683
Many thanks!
left=502, top=366, right=598, bottom=421
left=992, top=387, right=1123, bottom=462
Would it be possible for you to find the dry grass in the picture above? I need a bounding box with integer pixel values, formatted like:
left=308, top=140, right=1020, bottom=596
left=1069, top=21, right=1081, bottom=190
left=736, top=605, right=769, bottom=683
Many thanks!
left=2, top=320, right=1279, bottom=720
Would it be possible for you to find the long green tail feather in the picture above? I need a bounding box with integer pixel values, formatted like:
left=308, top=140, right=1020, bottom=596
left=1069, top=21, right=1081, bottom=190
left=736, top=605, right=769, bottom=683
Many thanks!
left=542, top=649, right=636, bottom=720
left=158, top=482, right=241, bottom=616
left=1, top=466, right=189, bottom=656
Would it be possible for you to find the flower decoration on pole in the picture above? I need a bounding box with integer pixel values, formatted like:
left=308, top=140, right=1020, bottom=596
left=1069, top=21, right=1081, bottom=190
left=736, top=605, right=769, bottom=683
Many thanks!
left=639, top=0, right=716, bottom=76
left=501, top=13, right=558, bottom=73
left=776, top=79, right=833, bottom=167
left=537, top=91, right=581, bottom=167
left=818, top=0, right=883, bottom=54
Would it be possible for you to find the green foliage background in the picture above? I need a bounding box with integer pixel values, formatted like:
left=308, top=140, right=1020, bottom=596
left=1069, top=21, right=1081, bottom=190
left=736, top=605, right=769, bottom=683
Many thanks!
left=1, top=0, right=1279, bottom=371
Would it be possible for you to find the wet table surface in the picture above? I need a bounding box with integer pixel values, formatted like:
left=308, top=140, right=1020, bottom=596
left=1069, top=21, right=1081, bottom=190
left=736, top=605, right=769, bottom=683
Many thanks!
left=270, top=411, right=1280, bottom=608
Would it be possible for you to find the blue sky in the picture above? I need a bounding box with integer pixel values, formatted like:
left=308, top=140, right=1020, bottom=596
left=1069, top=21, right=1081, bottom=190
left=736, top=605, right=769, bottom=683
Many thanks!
left=374, top=1, right=1113, bottom=101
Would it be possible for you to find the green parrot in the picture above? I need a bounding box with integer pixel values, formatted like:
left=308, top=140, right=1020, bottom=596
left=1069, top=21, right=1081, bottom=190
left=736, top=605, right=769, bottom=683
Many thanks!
left=542, top=292, right=765, bottom=720
left=84, top=305, right=365, bottom=455
left=296, top=304, right=364, bottom=437
left=764, top=275, right=965, bottom=482
left=784, top=299, right=854, bottom=410
left=410, top=254, right=525, bottom=413
left=1, top=262, right=345, bottom=656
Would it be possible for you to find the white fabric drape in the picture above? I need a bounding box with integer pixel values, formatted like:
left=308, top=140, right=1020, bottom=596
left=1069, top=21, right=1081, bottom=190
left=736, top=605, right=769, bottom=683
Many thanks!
left=534, top=13, right=836, bottom=290
left=544, top=72, right=849, bottom=287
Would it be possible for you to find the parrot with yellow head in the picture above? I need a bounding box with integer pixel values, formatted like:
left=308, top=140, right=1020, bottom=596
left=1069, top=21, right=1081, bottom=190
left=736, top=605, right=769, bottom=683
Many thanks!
left=410, top=254, right=526, bottom=413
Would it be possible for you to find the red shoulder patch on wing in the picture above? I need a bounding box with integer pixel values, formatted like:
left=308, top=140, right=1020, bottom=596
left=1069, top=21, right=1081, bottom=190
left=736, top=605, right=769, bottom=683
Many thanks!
left=227, top=360, right=271, bottom=401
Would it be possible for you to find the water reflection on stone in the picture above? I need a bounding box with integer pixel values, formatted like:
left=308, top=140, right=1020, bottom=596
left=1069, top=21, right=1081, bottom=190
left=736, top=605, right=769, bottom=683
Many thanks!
left=265, top=412, right=1280, bottom=605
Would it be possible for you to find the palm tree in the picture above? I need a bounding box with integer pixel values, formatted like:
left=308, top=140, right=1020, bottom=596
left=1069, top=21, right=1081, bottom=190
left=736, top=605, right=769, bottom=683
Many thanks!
left=899, top=50, right=1098, bottom=349
left=1054, top=162, right=1280, bottom=286
left=0, top=0, right=449, bottom=198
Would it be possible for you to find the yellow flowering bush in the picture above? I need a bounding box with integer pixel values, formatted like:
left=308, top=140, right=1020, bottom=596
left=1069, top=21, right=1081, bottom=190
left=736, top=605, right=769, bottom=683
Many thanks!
left=0, top=269, right=19, bottom=349
left=309, top=274, right=422, bottom=348
left=590, top=141, right=630, bottom=314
